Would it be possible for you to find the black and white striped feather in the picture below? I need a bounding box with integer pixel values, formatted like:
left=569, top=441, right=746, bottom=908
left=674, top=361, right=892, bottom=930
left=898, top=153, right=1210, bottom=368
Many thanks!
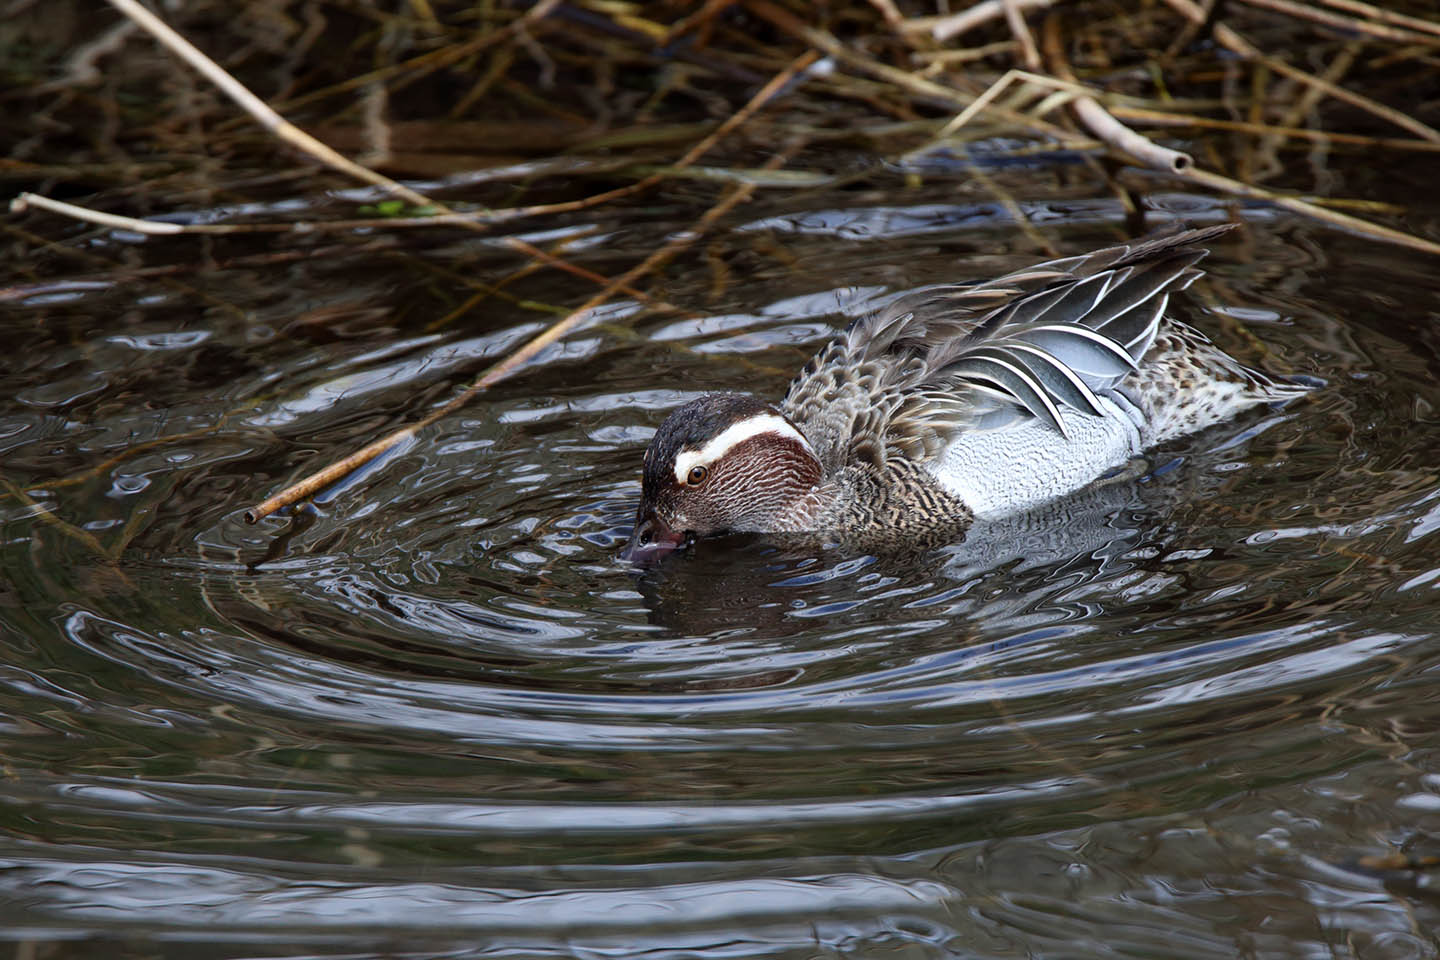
left=781, top=223, right=1240, bottom=465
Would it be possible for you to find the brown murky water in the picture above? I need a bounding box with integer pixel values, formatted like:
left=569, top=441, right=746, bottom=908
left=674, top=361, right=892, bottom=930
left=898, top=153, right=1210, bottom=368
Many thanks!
left=3, top=155, right=1440, bottom=957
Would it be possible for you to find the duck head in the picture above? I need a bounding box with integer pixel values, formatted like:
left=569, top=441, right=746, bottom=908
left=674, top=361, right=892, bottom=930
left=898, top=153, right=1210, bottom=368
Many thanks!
left=621, top=394, right=823, bottom=564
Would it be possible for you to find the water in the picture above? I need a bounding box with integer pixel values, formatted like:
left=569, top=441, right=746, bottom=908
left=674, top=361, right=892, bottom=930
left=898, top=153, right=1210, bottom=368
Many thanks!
left=3, top=178, right=1439, bottom=957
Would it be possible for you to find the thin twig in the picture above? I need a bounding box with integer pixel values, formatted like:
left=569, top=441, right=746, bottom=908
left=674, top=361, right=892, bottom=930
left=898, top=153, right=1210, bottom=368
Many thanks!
left=1149, top=165, right=1440, bottom=256
left=243, top=54, right=819, bottom=523
left=923, top=70, right=1188, bottom=177
left=105, top=0, right=433, bottom=211
left=931, top=69, right=1072, bottom=140
left=471, top=50, right=822, bottom=222
left=32, top=19, right=137, bottom=93
left=1163, top=0, right=1222, bottom=57
left=55, top=1, right=817, bottom=311
left=1034, top=10, right=1439, bottom=254
left=907, top=0, right=1059, bottom=42
left=8, top=191, right=520, bottom=234
left=1230, top=0, right=1440, bottom=47
left=1109, top=106, right=1440, bottom=153
left=0, top=475, right=112, bottom=561
left=866, top=0, right=906, bottom=31
left=11, top=193, right=199, bottom=234
left=1004, top=0, right=1043, bottom=70
left=5, top=192, right=500, bottom=235
left=911, top=41, right=1019, bottom=65
left=1250, top=40, right=1360, bottom=181
left=1312, top=0, right=1440, bottom=37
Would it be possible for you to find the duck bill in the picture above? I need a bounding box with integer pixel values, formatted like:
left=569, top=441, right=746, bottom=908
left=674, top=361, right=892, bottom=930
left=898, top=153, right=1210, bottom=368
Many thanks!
left=620, top=514, right=688, bottom=565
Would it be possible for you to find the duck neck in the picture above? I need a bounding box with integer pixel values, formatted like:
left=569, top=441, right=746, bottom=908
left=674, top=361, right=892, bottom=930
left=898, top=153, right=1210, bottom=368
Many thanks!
left=774, top=460, right=976, bottom=539
left=763, top=477, right=845, bottom=533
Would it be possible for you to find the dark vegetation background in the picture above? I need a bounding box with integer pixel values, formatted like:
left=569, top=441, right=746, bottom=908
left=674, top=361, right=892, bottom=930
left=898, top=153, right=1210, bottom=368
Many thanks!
left=4, top=0, right=1440, bottom=248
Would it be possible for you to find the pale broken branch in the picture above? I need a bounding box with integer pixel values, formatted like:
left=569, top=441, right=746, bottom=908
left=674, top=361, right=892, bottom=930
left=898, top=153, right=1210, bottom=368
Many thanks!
left=1040, top=18, right=1194, bottom=173
left=931, top=68, right=1192, bottom=174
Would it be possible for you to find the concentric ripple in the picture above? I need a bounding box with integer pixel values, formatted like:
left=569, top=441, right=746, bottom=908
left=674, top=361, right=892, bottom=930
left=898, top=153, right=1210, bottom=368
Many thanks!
left=2, top=197, right=1439, bottom=957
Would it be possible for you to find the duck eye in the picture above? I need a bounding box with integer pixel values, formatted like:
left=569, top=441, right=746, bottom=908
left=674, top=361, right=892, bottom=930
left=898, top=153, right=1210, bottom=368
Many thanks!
left=687, top=464, right=708, bottom=485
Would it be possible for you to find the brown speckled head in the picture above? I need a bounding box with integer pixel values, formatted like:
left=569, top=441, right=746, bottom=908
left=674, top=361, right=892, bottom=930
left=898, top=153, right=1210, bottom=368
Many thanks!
left=622, top=394, right=822, bottom=563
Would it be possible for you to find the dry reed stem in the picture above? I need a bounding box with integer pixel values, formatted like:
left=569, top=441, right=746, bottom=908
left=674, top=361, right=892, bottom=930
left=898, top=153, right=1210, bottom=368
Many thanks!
left=866, top=0, right=906, bottom=31
left=10, top=193, right=208, bottom=234
left=7, top=192, right=508, bottom=236
left=7, top=192, right=586, bottom=234
left=1038, top=20, right=1196, bottom=174
left=244, top=53, right=819, bottom=523
left=1069, top=96, right=1193, bottom=172
left=1004, top=0, right=1043, bottom=70
left=1155, top=165, right=1440, bottom=256
left=50, top=2, right=824, bottom=312
left=1250, top=39, right=1359, bottom=181
left=910, top=0, right=1059, bottom=42
left=911, top=41, right=1019, bottom=65
left=105, top=0, right=437, bottom=212
left=13, top=38, right=816, bottom=238
left=1230, top=0, right=1440, bottom=47
left=1110, top=106, right=1440, bottom=153
left=931, top=69, right=1075, bottom=139
left=34, top=19, right=138, bottom=93
left=1313, top=0, right=1440, bottom=36
left=1040, top=11, right=1439, bottom=253
left=1161, top=0, right=1440, bottom=143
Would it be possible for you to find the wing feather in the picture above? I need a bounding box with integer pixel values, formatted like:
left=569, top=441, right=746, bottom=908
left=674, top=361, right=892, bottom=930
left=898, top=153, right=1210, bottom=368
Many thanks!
left=783, top=223, right=1239, bottom=467
left=948, top=349, right=1068, bottom=437
left=996, top=341, right=1107, bottom=417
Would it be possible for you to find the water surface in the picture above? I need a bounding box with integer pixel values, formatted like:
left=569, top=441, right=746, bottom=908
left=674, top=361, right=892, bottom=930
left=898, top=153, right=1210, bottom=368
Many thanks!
left=3, top=176, right=1440, bottom=957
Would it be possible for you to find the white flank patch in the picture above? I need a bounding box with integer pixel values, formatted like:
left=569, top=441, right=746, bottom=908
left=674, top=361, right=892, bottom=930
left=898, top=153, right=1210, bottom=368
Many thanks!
left=927, top=395, right=1143, bottom=518
left=673, top=413, right=812, bottom=484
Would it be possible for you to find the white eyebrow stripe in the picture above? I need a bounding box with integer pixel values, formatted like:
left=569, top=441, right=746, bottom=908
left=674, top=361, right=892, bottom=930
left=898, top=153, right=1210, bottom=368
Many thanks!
left=673, top=413, right=812, bottom=483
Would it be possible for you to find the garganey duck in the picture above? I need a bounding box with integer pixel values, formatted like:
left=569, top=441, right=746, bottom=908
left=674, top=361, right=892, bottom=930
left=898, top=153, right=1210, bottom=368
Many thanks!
left=622, top=223, right=1310, bottom=562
